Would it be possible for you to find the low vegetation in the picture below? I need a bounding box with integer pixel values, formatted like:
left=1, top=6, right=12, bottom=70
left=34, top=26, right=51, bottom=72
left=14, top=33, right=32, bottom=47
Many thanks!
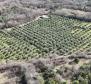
left=0, top=0, right=91, bottom=84
left=0, top=15, right=91, bottom=60
left=72, top=62, right=91, bottom=84
left=0, top=14, right=91, bottom=84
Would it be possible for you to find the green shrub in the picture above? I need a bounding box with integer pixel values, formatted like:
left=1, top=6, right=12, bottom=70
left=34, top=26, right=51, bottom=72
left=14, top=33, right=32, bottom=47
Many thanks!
left=74, top=58, right=79, bottom=64
left=61, top=81, right=67, bottom=84
left=72, top=80, right=79, bottom=84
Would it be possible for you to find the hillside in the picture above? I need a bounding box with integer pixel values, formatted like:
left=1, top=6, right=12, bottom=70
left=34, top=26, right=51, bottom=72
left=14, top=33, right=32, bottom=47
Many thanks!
left=0, top=0, right=91, bottom=29
left=0, top=15, right=91, bottom=60
left=0, top=0, right=91, bottom=84
left=0, top=14, right=91, bottom=84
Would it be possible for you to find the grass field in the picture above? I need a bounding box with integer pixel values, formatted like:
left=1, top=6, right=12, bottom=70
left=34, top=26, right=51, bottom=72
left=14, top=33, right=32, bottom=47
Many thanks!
left=0, top=15, right=91, bottom=60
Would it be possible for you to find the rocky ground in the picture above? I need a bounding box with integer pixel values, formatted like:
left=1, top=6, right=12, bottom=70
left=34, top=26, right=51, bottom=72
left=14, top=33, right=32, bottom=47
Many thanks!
left=0, top=52, right=91, bottom=84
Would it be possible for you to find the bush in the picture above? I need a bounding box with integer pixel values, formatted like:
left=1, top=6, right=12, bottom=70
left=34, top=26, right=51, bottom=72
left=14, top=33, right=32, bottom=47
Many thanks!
left=72, top=80, right=79, bottom=84
left=61, top=81, right=67, bottom=84
left=74, top=58, right=79, bottom=64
